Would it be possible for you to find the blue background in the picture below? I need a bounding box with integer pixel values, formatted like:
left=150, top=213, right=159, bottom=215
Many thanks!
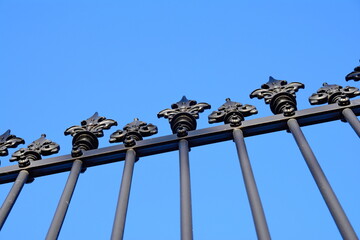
left=1, top=1, right=359, bottom=239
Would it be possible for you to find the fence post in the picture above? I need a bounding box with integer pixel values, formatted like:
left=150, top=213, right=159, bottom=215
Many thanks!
left=2, top=134, right=59, bottom=231
left=208, top=98, right=270, bottom=239
left=111, top=150, right=136, bottom=240
left=179, top=139, right=193, bottom=240
left=287, top=119, right=358, bottom=239
left=158, top=96, right=211, bottom=240
left=309, top=83, right=360, bottom=138
left=46, top=112, right=117, bottom=238
left=46, top=160, right=83, bottom=240
left=109, top=118, right=158, bottom=240
left=0, top=170, right=29, bottom=230
left=233, top=129, right=270, bottom=240
left=342, top=108, right=360, bottom=137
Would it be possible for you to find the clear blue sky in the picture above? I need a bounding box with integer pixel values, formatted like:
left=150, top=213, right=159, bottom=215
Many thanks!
left=1, top=1, right=359, bottom=239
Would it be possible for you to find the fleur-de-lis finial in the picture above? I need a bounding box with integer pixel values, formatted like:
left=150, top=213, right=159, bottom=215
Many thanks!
left=110, top=118, right=158, bottom=147
left=345, top=62, right=360, bottom=82
left=158, top=96, right=211, bottom=136
left=65, top=112, right=117, bottom=157
left=309, top=83, right=360, bottom=106
left=250, top=76, right=304, bottom=116
left=10, top=134, right=60, bottom=167
left=0, top=130, right=24, bottom=157
left=208, top=98, right=258, bottom=126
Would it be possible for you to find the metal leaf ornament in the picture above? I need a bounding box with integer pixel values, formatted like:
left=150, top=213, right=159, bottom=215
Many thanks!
left=110, top=118, right=158, bottom=147
left=346, top=64, right=360, bottom=82
left=158, top=96, right=211, bottom=136
left=158, top=96, right=211, bottom=120
left=65, top=112, right=117, bottom=157
left=309, top=83, right=360, bottom=106
left=0, top=130, right=24, bottom=157
left=208, top=98, right=258, bottom=126
left=250, top=76, right=304, bottom=116
left=10, top=134, right=60, bottom=167
left=65, top=112, right=117, bottom=137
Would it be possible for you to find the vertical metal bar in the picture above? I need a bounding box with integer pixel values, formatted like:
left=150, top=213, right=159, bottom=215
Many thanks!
left=233, top=129, right=271, bottom=240
left=46, top=160, right=83, bottom=240
left=111, top=149, right=136, bottom=240
left=179, top=139, right=193, bottom=240
left=287, top=118, right=358, bottom=240
left=342, top=108, right=360, bottom=138
left=0, top=170, right=29, bottom=230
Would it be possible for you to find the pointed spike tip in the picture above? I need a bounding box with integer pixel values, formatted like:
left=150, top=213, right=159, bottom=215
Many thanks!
left=269, top=76, right=276, bottom=81
left=0, top=130, right=11, bottom=142
left=180, top=96, right=188, bottom=102
left=1, top=130, right=11, bottom=138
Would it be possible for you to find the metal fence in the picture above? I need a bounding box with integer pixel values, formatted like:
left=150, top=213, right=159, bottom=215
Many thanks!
left=0, top=65, right=359, bottom=240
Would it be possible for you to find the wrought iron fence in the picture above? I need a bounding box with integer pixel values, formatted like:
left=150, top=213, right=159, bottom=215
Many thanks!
left=0, top=64, right=359, bottom=240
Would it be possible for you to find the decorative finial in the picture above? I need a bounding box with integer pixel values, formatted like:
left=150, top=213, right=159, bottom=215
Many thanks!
left=345, top=63, right=360, bottom=82
left=0, top=130, right=24, bottom=157
left=10, top=134, right=60, bottom=167
left=208, top=98, right=258, bottom=126
left=110, top=118, right=158, bottom=147
left=158, top=96, right=211, bottom=137
left=65, top=112, right=117, bottom=157
left=250, top=76, right=304, bottom=116
left=309, top=83, right=360, bottom=106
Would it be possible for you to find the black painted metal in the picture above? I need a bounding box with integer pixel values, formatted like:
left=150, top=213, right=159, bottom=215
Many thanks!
left=208, top=98, right=257, bottom=127
left=45, top=113, right=118, bottom=238
left=111, top=149, right=136, bottom=240
left=0, top=80, right=359, bottom=239
left=309, top=83, right=360, bottom=138
left=251, top=77, right=358, bottom=239
left=65, top=112, right=117, bottom=157
left=46, top=113, right=117, bottom=238
left=0, top=130, right=24, bottom=158
left=10, top=134, right=60, bottom=167
left=346, top=64, right=360, bottom=81
left=0, top=99, right=359, bottom=184
left=158, top=96, right=211, bottom=137
left=287, top=119, right=358, bottom=239
left=0, top=134, right=59, bottom=230
left=159, top=96, right=210, bottom=239
left=0, top=170, right=29, bottom=230
left=233, top=129, right=270, bottom=240
left=110, top=118, right=156, bottom=240
left=46, top=159, right=83, bottom=240
left=342, top=108, right=360, bottom=137
left=110, top=118, right=158, bottom=147
left=109, top=118, right=158, bottom=240
left=309, top=83, right=360, bottom=106
left=208, top=98, right=270, bottom=238
left=179, top=139, right=193, bottom=240
left=250, top=76, right=304, bottom=116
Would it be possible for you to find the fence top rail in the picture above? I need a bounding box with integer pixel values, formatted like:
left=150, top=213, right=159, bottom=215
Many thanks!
left=0, top=98, right=359, bottom=184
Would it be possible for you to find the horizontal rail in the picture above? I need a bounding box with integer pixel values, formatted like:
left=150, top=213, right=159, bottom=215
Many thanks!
left=0, top=99, right=359, bottom=184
